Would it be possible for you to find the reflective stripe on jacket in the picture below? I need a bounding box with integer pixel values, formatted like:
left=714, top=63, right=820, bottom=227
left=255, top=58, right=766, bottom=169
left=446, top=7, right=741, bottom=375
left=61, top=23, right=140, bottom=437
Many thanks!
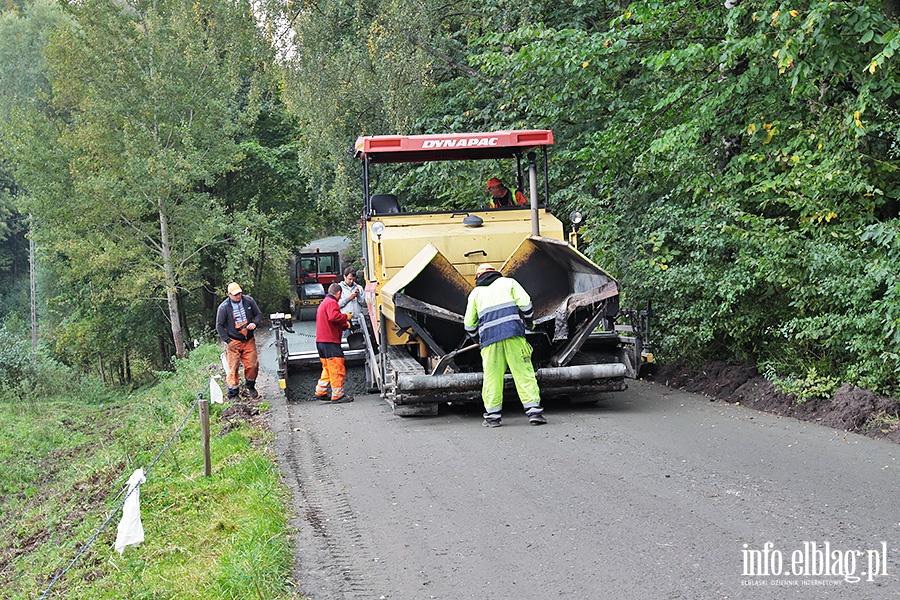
left=464, top=275, right=533, bottom=347
left=488, top=189, right=528, bottom=208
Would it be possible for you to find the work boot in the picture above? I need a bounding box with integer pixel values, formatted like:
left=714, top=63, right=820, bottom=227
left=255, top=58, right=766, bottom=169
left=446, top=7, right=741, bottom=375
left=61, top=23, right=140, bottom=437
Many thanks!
left=226, top=386, right=240, bottom=400
left=246, top=380, right=259, bottom=399
left=482, top=412, right=501, bottom=428
left=526, top=406, right=546, bottom=425
left=330, top=395, right=354, bottom=403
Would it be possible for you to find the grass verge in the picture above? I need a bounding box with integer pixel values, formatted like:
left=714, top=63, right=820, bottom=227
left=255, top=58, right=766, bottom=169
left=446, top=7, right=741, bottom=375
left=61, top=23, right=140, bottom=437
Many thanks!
left=0, top=343, right=302, bottom=600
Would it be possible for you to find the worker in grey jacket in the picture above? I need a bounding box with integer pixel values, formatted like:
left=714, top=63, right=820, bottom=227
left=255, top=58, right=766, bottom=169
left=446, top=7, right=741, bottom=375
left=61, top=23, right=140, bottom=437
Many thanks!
left=215, top=282, right=262, bottom=399
left=337, top=267, right=366, bottom=330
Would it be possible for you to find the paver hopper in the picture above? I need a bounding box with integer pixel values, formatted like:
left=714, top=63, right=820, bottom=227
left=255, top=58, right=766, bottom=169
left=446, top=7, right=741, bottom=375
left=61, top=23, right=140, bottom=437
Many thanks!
left=354, top=130, right=651, bottom=415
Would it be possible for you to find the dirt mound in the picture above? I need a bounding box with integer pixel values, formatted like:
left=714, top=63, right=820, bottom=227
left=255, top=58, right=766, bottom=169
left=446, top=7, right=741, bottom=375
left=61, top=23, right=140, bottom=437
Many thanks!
left=650, top=361, right=900, bottom=444
left=220, top=400, right=262, bottom=434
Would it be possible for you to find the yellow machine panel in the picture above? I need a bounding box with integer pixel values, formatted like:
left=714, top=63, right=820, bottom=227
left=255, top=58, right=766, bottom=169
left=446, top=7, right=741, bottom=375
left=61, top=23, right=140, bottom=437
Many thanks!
left=367, top=209, right=564, bottom=281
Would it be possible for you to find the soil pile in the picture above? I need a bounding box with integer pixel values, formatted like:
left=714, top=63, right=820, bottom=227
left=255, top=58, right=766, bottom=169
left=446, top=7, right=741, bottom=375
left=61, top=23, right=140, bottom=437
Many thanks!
left=218, top=385, right=266, bottom=435
left=649, top=360, right=900, bottom=444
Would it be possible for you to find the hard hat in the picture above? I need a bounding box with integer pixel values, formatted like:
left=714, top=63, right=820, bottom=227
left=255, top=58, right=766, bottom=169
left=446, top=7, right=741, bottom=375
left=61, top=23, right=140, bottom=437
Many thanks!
left=485, top=177, right=503, bottom=190
left=475, top=263, right=496, bottom=277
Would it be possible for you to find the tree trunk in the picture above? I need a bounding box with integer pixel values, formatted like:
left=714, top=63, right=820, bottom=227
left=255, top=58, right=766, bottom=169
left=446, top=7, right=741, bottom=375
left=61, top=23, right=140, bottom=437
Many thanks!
left=98, top=354, right=107, bottom=384
left=204, top=280, right=218, bottom=330
left=158, top=196, right=185, bottom=359
left=29, top=219, right=37, bottom=355
left=178, top=291, right=191, bottom=350
left=165, top=283, right=185, bottom=359
left=255, top=233, right=266, bottom=287
left=158, top=334, right=168, bottom=368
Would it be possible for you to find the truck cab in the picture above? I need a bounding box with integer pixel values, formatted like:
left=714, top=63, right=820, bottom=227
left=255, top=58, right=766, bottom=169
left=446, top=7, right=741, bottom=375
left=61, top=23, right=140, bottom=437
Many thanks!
left=290, top=237, right=350, bottom=320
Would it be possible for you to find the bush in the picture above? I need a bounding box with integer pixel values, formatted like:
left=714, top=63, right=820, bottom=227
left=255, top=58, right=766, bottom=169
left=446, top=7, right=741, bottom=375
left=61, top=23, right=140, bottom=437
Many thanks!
left=0, top=320, right=106, bottom=401
left=769, top=365, right=841, bottom=404
left=0, top=320, right=35, bottom=383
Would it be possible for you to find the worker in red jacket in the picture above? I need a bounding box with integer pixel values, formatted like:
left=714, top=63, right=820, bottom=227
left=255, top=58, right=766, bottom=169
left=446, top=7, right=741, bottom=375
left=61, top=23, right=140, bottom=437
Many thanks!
left=315, top=282, right=353, bottom=402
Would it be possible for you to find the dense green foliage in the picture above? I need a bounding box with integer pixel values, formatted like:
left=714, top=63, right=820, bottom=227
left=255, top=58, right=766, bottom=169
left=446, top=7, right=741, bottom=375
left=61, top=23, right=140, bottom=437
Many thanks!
left=0, top=314, right=101, bottom=398
left=0, top=0, right=320, bottom=380
left=0, top=344, right=299, bottom=599
left=268, top=0, right=900, bottom=394
left=0, top=0, right=899, bottom=393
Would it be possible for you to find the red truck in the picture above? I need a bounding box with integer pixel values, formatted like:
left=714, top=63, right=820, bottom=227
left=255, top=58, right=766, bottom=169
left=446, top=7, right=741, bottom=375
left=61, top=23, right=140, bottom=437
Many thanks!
left=290, top=236, right=351, bottom=320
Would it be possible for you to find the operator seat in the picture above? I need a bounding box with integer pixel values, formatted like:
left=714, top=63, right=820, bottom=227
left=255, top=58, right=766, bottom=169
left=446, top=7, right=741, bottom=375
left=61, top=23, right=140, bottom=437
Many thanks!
left=371, top=194, right=400, bottom=215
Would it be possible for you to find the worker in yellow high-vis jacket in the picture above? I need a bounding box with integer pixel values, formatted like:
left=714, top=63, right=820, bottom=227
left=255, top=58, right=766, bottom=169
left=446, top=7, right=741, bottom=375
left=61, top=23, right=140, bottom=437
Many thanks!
left=464, top=263, right=547, bottom=428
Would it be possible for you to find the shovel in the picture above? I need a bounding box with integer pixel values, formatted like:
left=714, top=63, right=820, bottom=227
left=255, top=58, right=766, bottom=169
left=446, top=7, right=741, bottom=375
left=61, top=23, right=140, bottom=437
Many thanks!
left=430, top=343, right=480, bottom=376
left=346, top=331, right=365, bottom=350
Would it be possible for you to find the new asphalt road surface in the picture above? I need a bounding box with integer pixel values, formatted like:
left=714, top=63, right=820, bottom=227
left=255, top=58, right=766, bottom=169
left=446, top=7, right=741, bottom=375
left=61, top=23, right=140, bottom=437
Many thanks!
left=258, top=322, right=899, bottom=599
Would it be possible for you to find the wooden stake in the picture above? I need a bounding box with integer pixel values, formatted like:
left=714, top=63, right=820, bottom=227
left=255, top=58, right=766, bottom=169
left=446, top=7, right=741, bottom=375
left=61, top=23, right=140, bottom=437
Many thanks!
left=199, top=395, right=211, bottom=477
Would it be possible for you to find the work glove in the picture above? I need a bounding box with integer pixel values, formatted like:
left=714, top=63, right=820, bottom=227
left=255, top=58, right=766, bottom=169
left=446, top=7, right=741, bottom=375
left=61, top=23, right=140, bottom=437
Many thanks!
left=346, top=312, right=353, bottom=321
left=524, top=316, right=534, bottom=330
left=466, top=331, right=479, bottom=344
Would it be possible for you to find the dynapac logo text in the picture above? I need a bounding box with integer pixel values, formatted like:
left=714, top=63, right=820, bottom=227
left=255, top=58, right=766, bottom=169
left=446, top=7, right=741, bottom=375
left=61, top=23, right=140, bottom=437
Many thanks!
left=421, top=137, right=499, bottom=148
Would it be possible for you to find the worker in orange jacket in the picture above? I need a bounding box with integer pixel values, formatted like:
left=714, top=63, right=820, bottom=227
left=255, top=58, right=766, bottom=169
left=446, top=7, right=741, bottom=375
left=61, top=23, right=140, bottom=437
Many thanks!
left=486, top=177, right=527, bottom=208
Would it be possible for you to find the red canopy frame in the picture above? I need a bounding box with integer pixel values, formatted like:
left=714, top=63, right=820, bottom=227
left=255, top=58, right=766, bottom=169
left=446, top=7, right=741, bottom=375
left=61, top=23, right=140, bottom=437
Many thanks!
left=354, top=130, right=554, bottom=163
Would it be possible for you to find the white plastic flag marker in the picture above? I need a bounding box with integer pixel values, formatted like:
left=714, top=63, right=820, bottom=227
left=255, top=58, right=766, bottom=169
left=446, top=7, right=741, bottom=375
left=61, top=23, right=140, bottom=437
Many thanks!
left=114, top=469, right=145, bottom=554
left=210, top=377, right=224, bottom=404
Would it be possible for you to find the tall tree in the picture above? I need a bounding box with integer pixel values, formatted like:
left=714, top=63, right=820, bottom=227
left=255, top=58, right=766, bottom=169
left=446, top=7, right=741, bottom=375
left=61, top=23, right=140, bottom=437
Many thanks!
left=268, top=0, right=900, bottom=393
left=20, top=0, right=270, bottom=359
left=0, top=0, right=72, bottom=322
left=270, top=0, right=484, bottom=224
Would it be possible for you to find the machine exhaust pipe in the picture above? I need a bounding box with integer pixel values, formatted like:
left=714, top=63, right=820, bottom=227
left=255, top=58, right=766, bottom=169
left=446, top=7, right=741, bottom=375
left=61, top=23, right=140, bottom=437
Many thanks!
left=528, top=152, right=540, bottom=237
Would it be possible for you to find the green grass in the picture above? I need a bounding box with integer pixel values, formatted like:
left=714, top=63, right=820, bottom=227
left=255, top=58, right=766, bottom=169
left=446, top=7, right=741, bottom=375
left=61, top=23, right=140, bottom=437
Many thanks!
left=0, top=344, right=302, bottom=600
